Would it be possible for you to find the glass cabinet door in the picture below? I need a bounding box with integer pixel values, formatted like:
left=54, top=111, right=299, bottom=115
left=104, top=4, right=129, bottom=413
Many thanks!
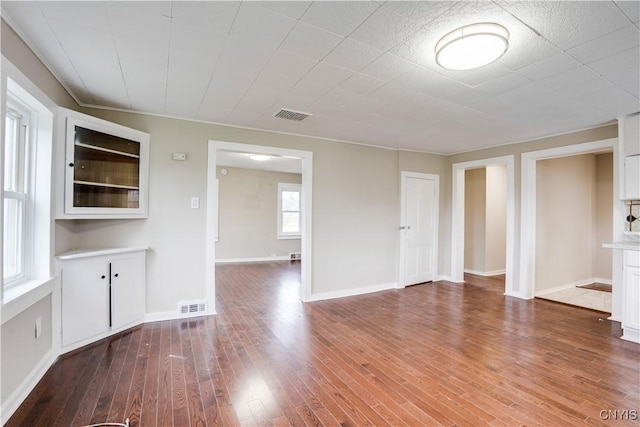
left=62, top=112, right=149, bottom=218
left=71, top=125, right=141, bottom=209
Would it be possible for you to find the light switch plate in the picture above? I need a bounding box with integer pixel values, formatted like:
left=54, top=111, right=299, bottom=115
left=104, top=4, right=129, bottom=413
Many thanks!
left=191, top=197, right=200, bottom=209
left=172, top=152, right=186, bottom=161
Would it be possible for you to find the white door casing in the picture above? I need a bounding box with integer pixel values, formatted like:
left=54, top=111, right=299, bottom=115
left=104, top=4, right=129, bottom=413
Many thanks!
left=400, top=172, right=439, bottom=287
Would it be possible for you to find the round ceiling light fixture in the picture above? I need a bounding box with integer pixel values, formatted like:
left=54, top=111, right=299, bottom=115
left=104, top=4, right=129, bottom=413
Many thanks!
left=249, top=154, right=271, bottom=161
left=435, top=23, right=509, bottom=70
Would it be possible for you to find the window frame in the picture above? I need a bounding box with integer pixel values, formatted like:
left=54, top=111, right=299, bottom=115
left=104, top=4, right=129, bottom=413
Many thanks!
left=3, top=96, right=33, bottom=288
left=277, top=182, right=302, bottom=239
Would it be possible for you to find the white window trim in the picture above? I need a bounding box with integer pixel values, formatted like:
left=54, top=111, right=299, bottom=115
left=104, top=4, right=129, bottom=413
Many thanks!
left=1, top=67, right=55, bottom=320
left=277, top=183, right=301, bottom=239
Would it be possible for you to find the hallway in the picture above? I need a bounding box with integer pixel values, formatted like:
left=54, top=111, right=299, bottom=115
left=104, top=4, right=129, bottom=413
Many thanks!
left=7, top=262, right=640, bottom=426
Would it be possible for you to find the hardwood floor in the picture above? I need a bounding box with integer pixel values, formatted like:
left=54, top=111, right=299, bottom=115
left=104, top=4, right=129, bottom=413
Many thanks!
left=7, top=262, right=640, bottom=426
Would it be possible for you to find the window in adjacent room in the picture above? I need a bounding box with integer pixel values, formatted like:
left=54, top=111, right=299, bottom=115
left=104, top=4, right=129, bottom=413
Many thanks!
left=277, top=183, right=301, bottom=239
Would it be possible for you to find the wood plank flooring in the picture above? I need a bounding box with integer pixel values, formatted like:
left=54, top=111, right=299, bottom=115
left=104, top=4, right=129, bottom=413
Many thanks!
left=7, top=262, right=640, bottom=426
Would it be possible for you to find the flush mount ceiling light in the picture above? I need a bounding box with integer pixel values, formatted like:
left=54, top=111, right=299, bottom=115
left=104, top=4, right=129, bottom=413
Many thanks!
left=249, top=154, right=271, bottom=161
left=435, top=23, right=509, bottom=70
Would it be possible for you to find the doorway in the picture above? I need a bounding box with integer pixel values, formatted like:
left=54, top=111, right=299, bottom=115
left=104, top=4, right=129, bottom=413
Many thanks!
left=399, top=172, right=439, bottom=287
left=451, top=155, right=516, bottom=296
left=523, top=148, right=615, bottom=313
left=206, top=141, right=313, bottom=312
left=464, top=165, right=507, bottom=279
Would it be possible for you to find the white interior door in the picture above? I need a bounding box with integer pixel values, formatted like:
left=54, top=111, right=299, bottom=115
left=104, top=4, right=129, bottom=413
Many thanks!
left=401, top=173, right=438, bottom=286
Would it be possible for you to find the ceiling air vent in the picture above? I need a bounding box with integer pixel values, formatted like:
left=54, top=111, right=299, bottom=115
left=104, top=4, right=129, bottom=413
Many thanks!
left=274, top=108, right=312, bottom=122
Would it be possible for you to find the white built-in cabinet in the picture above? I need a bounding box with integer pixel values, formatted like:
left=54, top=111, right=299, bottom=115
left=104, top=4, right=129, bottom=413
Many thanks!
left=619, top=113, right=640, bottom=200
left=57, top=248, right=147, bottom=351
left=622, top=250, right=640, bottom=343
left=55, top=108, right=150, bottom=219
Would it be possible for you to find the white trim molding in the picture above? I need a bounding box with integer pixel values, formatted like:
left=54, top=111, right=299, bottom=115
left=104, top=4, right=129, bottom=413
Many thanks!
left=308, top=282, right=398, bottom=302
left=215, top=256, right=291, bottom=263
left=464, top=269, right=506, bottom=277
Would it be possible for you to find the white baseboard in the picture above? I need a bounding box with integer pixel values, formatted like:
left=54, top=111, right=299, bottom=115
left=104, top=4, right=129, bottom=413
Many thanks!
left=535, top=278, right=599, bottom=297
left=593, top=277, right=613, bottom=285
left=309, top=282, right=398, bottom=302
left=504, top=290, right=531, bottom=300
left=144, top=309, right=216, bottom=323
left=622, top=326, right=640, bottom=344
left=464, top=269, right=506, bottom=277
left=1, top=349, right=57, bottom=425
left=215, top=255, right=290, bottom=263
left=435, top=275, right=453, bottom=282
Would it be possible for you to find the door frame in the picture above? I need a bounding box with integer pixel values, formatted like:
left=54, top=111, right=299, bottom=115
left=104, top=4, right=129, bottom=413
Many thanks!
left=398, top=171, right=439, bottom=288
left=451, top=155, right=516, bottom=296
left=206, top=140, right=313, bottom=310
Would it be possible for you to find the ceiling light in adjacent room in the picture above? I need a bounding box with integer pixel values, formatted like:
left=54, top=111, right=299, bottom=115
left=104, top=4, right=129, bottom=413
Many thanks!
left=249, top=154, right=271, bottom=161
left=435, top=23, right=509, bottom=70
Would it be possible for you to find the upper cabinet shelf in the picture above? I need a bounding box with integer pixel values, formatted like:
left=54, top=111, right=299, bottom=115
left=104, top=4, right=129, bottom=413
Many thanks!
left=55, top=108, right=150, bottom=219
left=75, top=142, right=141, bottom=159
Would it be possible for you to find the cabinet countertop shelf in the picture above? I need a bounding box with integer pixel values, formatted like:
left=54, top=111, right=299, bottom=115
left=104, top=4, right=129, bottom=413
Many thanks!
left=602, top=241, right=640, bottom=251
left=57, top=247, right=149, bottom=260
left=75, top=142, right=140, bottom=158
left=74, top=180, right=139, bottom=190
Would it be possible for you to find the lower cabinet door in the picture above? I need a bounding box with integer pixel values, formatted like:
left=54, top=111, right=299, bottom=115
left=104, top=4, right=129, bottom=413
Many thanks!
left=623, top=266, right=640, bottom=333
left=110, top=252, right=146, bottom=331
left=62, top=259, right=109, bottom=347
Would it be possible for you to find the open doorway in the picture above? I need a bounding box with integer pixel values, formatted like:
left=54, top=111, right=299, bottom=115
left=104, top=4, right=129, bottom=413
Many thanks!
left=206, top=141, right=313, bottom=313
left=463, top=165, right=507, bottom=283
left=519, top=137, right=624, bottom=321
left=451, top=155, right=516, bottom=297
left=532, top=152, right=614, bottom=312
left=215, top=152, right=302, bottom=301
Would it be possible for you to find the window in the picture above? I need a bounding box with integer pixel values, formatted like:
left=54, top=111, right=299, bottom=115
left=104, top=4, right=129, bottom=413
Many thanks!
left=3, top=99, right=30, bottom=286
left=277, top=183, right=301, bottom=239
left=2, top=77, right=53, bottom=299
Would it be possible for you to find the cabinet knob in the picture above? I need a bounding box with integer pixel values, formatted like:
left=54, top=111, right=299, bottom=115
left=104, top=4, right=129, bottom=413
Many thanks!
left=101, top=275, right=106, bottom=279
left=68, top=162, right=74, bottom=167
left=114, top=273, right=119, bottom=278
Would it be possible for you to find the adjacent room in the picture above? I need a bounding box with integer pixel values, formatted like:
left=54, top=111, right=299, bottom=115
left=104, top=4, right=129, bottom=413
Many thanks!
left=1, top=1, right=639, bottom=426
left=534, top=152, right=614, bottom=313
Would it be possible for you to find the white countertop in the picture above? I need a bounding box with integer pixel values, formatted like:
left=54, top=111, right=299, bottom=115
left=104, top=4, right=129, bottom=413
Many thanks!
left=602, top=241, right=640, bottom=251
left=57, top=247, right=149, bottom=260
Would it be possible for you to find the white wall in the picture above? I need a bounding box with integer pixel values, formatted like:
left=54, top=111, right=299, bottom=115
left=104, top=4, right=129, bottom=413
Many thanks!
left=485, top=164, right=507, bottom=273
left=1, top=296, right=53, bottom=401
left=216, top=167, right=301, bottom=260
left=464, top=168, right=486, bottom=272
left=536, top=155, right=595, bottom=291
left=593, top=153, right=613, bottom=280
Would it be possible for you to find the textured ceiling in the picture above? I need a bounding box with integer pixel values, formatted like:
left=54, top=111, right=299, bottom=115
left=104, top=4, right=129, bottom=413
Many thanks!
left=2, top=1, right=639, bottom=154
